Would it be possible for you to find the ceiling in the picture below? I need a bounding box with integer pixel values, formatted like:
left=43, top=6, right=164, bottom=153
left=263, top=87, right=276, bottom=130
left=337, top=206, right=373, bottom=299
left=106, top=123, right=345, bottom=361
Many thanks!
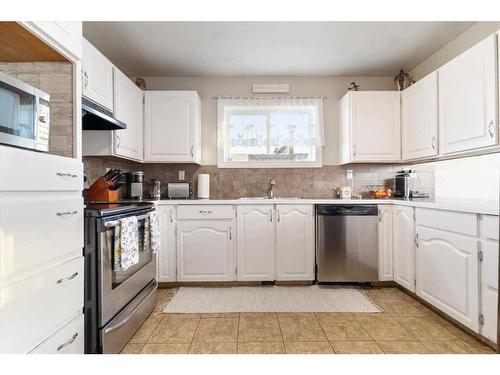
left=83, top=21, right=474, bottom=77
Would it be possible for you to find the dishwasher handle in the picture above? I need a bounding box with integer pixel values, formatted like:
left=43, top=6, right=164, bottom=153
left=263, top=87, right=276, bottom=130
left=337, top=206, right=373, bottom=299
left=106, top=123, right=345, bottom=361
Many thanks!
left=316, top=205, right=378, bottom=216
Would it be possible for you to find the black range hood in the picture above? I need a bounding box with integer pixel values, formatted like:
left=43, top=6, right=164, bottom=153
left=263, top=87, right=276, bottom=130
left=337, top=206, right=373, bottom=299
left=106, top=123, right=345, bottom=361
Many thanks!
left=82, top=97, right=127, bottom=131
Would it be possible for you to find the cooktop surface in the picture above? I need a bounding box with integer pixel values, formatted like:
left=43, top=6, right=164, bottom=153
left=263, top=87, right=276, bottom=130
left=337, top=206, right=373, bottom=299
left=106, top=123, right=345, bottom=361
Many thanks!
left=85, top=201, right=154, bottom=217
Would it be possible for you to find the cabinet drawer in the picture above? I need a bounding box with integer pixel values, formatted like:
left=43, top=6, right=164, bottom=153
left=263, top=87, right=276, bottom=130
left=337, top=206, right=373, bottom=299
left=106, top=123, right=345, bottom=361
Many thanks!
left=0, top=146, right=82, bottom=191
left=0, top=192, right=83, bottom=286
left=481, top=215, right=499, bottom=240
left=416, top=208, right=477, bottom=236
left=0, top=257, right=84, bottom=353
left=177, top=205, right=234, bottom=220
left=30, top=314, right=84, bottom=354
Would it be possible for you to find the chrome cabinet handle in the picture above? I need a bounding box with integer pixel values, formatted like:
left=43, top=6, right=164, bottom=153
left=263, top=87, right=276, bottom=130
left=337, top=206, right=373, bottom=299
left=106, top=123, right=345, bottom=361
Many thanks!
left=431, top=136, right=436, bottom=150
left=277, top=208, right=280, bottom=222
left=191, top=146, right=194, bottom=157
left=57, top=210, right=78, bottom=216
left=56, top=172, right=78, bottom=178
left=57, top=333, right=78, bottom=352
left=170, top=209, right=174, bottom=223
left=229, top=226, right=232, bottom=240
left=57, top=272, right=78, bottom=284
left=83, top=71, right=88, bottom=88
left=378, top=209, right=382, bottom=222
left=270, top=209, right=273, bottom=222
left=414, top=233, right=419, bottom=248
left=116, top=134, right=121, bottom=148
left=353, top=144, right=356, bottom=157
left=199, top=210, right=212, bottom=215
left=488, top=120, right=495, bottom=138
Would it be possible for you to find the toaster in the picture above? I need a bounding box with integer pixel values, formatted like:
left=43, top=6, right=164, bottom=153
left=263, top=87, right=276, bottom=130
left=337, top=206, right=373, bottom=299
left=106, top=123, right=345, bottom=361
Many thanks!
left=167, top=182, right=192, bottom=199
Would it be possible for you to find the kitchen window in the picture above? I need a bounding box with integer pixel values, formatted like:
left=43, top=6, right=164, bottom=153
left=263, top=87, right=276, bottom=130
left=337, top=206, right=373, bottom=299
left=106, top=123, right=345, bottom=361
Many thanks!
left=217, top=97, right=324, bottom=168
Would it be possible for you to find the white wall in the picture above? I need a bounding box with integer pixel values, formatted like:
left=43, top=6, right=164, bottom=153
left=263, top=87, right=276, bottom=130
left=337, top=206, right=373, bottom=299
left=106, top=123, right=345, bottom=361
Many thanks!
left=136, top=76, right=395, bottom=165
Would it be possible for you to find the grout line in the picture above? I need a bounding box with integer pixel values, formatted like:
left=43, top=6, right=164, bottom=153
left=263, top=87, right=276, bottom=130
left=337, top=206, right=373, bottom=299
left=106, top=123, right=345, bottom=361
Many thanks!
left=236, top=314, right=240, bottom=354
left=313, top=313, right=335, bottom=353
left=276, top=314, right=287, bottom=353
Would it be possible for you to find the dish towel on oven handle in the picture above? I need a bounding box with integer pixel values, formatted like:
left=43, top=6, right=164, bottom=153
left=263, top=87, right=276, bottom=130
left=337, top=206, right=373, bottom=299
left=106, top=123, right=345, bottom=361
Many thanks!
left=118, top=216, right=139, bottom=270
left=144, top=210, right=160, bottom=254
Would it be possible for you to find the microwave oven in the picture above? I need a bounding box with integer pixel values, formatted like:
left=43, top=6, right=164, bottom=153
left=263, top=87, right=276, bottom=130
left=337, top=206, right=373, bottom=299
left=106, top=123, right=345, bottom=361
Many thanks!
left=0, top=71, right=50, bottom=152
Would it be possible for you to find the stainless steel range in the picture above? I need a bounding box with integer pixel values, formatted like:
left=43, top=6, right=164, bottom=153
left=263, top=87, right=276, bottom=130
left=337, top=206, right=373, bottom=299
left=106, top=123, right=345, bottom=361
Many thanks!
left=84, top=202, right=157, bottom=354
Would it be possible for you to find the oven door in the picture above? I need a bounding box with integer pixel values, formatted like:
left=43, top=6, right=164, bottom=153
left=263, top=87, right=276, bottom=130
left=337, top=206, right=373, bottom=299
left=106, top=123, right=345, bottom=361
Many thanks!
left=99, top=210, right=157, bottom=326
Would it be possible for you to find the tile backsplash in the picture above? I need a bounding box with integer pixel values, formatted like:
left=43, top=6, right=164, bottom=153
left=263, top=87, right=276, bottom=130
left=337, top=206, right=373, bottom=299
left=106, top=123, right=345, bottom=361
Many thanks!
left=83, top=157, right=435, bottom=199
left=0, top=62, right=73, bottom=158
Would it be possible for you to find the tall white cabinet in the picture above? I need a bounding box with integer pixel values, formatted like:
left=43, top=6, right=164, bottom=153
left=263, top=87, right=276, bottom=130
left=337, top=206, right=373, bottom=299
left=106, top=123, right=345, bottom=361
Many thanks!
left=236, top=205, right=275, bottom=281
left=339, top=91, right=401, bottom=164
left=157, top=205, right=177, bottom=282
left=392, top=205, right=415, bottom=292
left=275, top=205, right=315, bottom=281
left=378, top=206, right=393, bottom=281
left=402, top=72, right=439, bottom=160
left=438, top=34, right=497, bottom=155
left=144, top=91, right=201, bottom=163
left=82, top=38, right=114, bottom=111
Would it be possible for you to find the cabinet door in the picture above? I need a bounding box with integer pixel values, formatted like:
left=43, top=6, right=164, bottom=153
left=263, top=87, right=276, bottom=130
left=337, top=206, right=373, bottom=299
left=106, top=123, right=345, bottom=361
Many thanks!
left=157, top=205, right=177, bottom=282
left=438, top=34, right=497, bottom=155
left=82, top=38, right=114, bottom=111
left=378, top=205, right=393, bottom=281
left=30, top=22, right=82, bottom=59
left=480, top=215, right=498, bottom=343
left=276, top=205, right=314, bottom=281
left=113, top=69, right=144, bottom=161
left=144, top=91, right=200, bottom=163
left=402, top=72, right=438, bottom=160
left=393, top=206, right=415, bottom=292
left=416, top=226, right=479, bottom=331
left=176, top=221, right=235, bottom=281
left=236, top=205, right=275, bottom=281
left=351, top=91, right=401, bottom=162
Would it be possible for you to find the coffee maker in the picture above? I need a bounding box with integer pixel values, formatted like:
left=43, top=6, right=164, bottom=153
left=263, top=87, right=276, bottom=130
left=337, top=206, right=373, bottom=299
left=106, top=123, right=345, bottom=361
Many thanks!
left=394, top=170, right=429, bottom=198
left=124, top=171, right=144, bottom=200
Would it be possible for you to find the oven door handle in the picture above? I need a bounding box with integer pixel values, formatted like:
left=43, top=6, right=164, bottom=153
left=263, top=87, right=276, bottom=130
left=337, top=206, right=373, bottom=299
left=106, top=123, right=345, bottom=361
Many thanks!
left=104, top=212, right=151, bottom=228
left=102, top=282, right=157, bottom=335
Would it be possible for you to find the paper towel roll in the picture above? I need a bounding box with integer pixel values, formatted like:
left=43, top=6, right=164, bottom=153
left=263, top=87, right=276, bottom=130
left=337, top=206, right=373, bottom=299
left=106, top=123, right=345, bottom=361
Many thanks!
left=197, top=174, right=210, bottom=199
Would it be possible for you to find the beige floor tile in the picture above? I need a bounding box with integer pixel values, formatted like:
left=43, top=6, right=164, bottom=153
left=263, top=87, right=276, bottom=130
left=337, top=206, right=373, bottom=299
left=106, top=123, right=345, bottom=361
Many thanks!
left=314, top=312, right=355, bottom=320
left=422, top=341, right=477, bottom=354
left=430, top=316, right=476, bottom=341
left=237, top=341, right=285, bottom=354
left=279, top=316, right=328, bottom=342
left=120, top=343, right=144, bottom=354
left=162, top=313, right=201, bottom=320
left=240, top=312, right=277, bottom=318
left=192, top=318, right=239, bottom=343
left=331, top=341, right=383, bottom=354
left=188, top=342, right=237, bottom=354
left=378, top=341, right=430, bottom=354
left=147, top=316, right=200, bottom=344
left=361, top=287, right=413, bottom=300
left=284, top=341, right=334, bottom=354
left=239, top=315, right=282, bottom=342
left=201, top=313, right=239, bottom=318
left=141, top=343, right=190, bottom=354
left=317, top=315, right=372, bottom=341
left=372, top=298, right=427, bottom=316
left=355, top=314, right=416, bottom=342
left=462, top=338, right=496, bottom=353
left=392, top=316, right=459, bottom=342
left=128, top=318, right=161, bottom=343
left=278, top=312, right=315, bottom=317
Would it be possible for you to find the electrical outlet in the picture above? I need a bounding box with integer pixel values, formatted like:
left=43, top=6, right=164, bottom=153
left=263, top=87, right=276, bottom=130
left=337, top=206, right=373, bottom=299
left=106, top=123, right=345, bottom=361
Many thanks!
left=179, top=170, right=185, bottom=181
left=346, top=169, right=353, bottom=180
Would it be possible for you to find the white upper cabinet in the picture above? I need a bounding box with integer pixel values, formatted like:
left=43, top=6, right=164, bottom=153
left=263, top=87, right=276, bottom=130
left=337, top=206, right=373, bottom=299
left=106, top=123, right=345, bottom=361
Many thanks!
left=275, top=205, right=315, bottom=281
left=113, top=69, right=144, bottom=161
left=236, top=205, right=275, bottom=281
left=82, top=38, right=114, bottom=111
left=438, top=34, right=497, bottom=155
left=392, top=205, right=415, bottom=292
left=378, top=205, right=393, bottom=281
left=28, top=22, right=82, bottom=60
left=157, top=205, right=177, bottom=282
left=402, top=72, right=439, bottom=160
left=339, top=91, right=401, bottom=164
left=144, top=91, right=201, bottom=163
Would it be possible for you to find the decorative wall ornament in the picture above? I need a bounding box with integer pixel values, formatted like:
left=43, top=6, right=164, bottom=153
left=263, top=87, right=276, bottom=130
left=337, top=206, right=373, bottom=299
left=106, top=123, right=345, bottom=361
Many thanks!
left=393, top=70, right=414, bottom=91
left=135, top=77, right=146, bottom=90
left=347, top=81, right=360, bottom=91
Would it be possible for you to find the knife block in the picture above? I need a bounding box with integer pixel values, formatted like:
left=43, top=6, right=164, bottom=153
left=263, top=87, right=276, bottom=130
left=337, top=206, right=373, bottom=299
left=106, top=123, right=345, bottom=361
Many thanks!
left=88, top=177, right=119, bottom=202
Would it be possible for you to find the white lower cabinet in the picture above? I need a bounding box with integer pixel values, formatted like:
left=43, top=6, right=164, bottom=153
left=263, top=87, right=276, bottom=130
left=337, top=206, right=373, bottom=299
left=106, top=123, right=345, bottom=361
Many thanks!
left=236, top=205, right=275, bottom=281
left=30, top=314, right=84, bottom=354
left=275, top=205, right=315, bottom=281
left=416, top=209, right=479, bottom=332
left=176, top=221, right=235, bottom=281
left=378, top=205, right=393, bottom=281
left=157, top=205, right=177, bottom=282
left=392, top=205, right=415, bottom=292
left=480, top=215, right=498, bottom=343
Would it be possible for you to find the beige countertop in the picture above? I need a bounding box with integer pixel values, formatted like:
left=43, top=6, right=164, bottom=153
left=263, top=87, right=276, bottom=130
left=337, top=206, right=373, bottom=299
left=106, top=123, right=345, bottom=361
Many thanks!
left=152, top=197, right=499, bottom=216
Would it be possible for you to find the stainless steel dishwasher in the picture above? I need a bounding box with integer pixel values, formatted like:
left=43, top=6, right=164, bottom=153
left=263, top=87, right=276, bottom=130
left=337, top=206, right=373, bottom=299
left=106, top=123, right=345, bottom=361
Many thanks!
left=316, top=205, right=379, bottom=282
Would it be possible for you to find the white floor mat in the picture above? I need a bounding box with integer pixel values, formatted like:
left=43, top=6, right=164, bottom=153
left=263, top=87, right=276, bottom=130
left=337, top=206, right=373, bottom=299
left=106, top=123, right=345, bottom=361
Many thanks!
left=163, top=286, right=381, bottom=313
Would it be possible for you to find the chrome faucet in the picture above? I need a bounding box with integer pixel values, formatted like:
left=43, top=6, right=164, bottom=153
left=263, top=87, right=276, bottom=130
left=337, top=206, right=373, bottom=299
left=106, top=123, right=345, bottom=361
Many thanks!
left=267, top=178, right=276, bottom=199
